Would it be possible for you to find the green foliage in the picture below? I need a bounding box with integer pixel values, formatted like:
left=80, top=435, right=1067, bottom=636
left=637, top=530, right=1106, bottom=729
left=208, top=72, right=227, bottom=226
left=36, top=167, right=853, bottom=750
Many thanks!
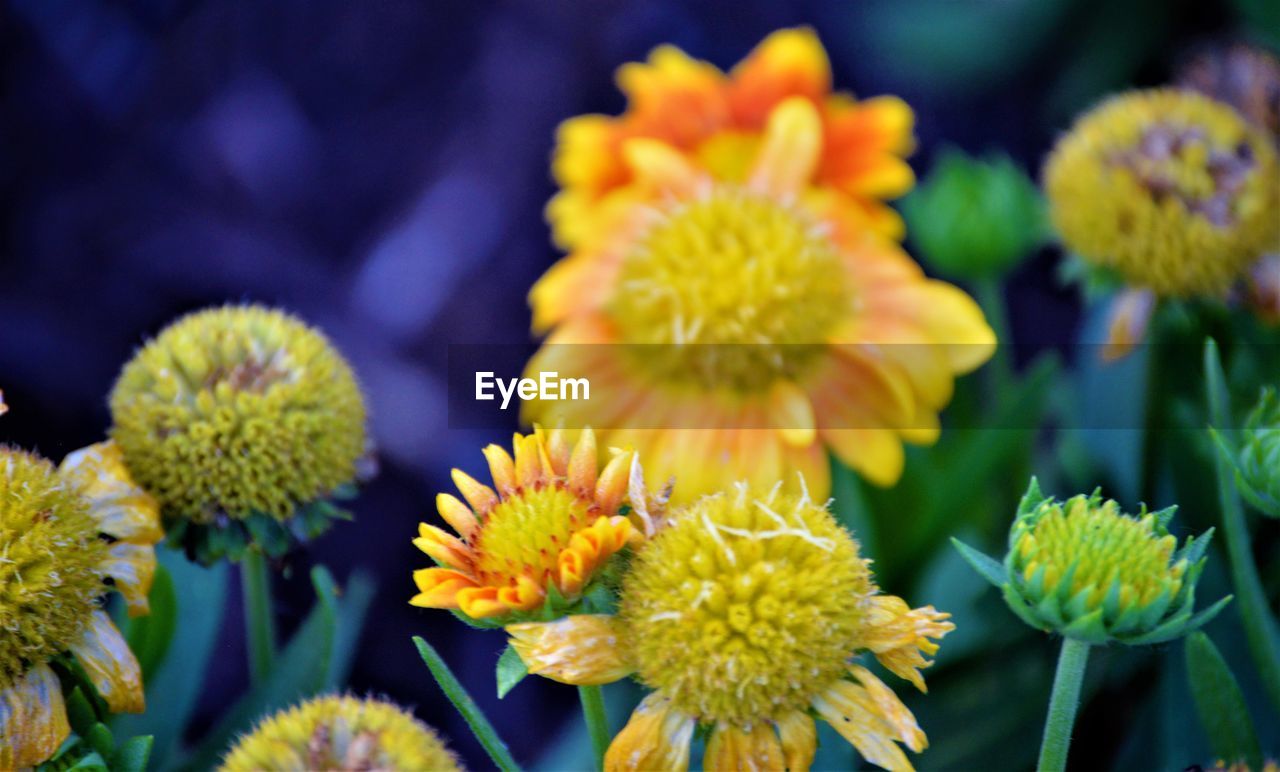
left=496, top=644, right=530, bottom=699
left=1185, top=632, right=1263, bottom=769
left=36, top=685, right=152, bottom=772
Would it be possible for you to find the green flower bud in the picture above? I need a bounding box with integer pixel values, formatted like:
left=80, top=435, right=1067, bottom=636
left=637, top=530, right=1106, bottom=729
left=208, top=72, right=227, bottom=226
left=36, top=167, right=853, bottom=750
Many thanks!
left=901, top=150, right=1045, bottom=280
left=1234, top=388, right=1280, bottom=518
left=954, top=479, right=1230, bottom=645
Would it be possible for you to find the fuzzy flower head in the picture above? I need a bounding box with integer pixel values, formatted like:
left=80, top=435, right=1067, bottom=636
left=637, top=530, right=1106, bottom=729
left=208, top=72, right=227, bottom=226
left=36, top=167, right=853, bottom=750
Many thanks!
left=219, top=695, right=460, bottom=772
left=508, top=479, right=953, bottom=771
left=1045, top=88, right=1280, bottom=298
left=110, top=305, right=369, bottom=564
left=411, top=427, right=664, bottom=624
left=955, top=479, right=1230, bottom=645
left=529, top=33, right=994, bottom=505
left=0, top=443, right=162, bottom=769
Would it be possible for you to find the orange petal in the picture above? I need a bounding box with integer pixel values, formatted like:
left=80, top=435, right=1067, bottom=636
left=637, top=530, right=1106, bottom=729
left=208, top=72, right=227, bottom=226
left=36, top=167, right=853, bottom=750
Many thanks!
left=410, top=568, right=479, bottom=609
left=618, top=45, right=729, bottom=147
left=452, top=468, right=500, bottom=514
left=58, top=441, right=163, bottom=545
left=436, top=493, right=479, bottom=541
left=557, top=515, right=633, bottom=596
left=604, top=694, right=695, bottom=772
left=705, top=721, right=786, bottom=771
left=568, top=427, right=600, bottom=494
left=506, top=615, right=633, bottom=685
left=456, top=586, right=511, bottom=619
left=822, top=428, right=905, bottom=487
left=769, top=380, right=816, bottom=446
left=544, top=426, right=572, bottom=477
left=1103, top=288, right=1155, bottom=362
left=413, top=523, right=474, bottom=569
left=69, top=610, right=144, bottom=713
left=0, top=663, right=70, bottom=769
left=480, top=445, right=518, bottom=498
left=729, top=27, right=831, bottom=127
left=777, top=710, right=818, bottom=772
left=513, top=433, right=550, bottom=489
left=595, top=450, right=634, bottom=515
left=496, top=575, right=545, bottom=612
left=101, top=542, right=157, bottom=617
left=749, top=97, right=823, bottom=198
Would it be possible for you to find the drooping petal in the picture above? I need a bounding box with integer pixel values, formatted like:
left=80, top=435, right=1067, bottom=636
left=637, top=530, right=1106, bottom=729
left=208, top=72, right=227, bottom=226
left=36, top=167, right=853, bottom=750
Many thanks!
left=0, top=663, right=70, bottom=769
left=58, top=441, right=162, bottom=545
left=413, top=523, right=474, bottom=570
left=854, top=596, right=955, bottom=692
left=506, top=615, right=634, bottom=686
left=749, top=97, right=823, bottom=198
left=776, top=710, right=818, bottom=772
left=68, top=610, right=144, bottom=713
left=847, top=665, right=928, bottom=753
left=821, top=428, right=905, bottom=487
left=604, top=694, right=695, bottom=772
left=100, top=541, right=158, bottom=617
left=410, top=568, right=479, bottom=609
left=811, top=678, right=917, bottom=772
left=728, top=27, right=831, bottom=127
left=704, top=721, right=786, bottom=771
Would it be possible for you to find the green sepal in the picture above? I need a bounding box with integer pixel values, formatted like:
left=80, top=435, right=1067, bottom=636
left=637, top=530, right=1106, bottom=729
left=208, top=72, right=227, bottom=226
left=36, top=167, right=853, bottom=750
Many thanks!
left=950, top=538, right=1007, bottom=588
left=1002, top=584, right=1051, bottom=632
left=1060, top=608, right=1109, bottom=644
left=110, top=736, right=153, bottom=772
left=496, top=643, right=530, bottom=699
left=1122, top=595, right=1232, bottom=645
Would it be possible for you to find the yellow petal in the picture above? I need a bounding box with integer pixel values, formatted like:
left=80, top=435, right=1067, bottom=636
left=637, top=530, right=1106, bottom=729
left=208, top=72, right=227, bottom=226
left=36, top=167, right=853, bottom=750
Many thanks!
left=557, top=515, right=633, bottom=596
left=776, top=710, right=818, bottom=772
left=749, top=96, right=823, bottom=197
left=1103, top=288, right=1155, bottom=362
left=452, top=468, right=500, bottom=514
left=821, top=428, right=905, bottom=487
left=58, top=441, right=163, bottom=545
left=812, top=668, right=928, bottom=772
left=413, top=523, right=474, bottom=569
left=0, top=663, right=70, bottom=769
left=854, top=596, right=954, bottom=692
left=604, top=694, right=695, bottom=772
left=568, top=427, right=600, bottom=494
left=595, top=450, right=634, bottom=516
left=623, top=138, right=703, bottom=197
left=410, top=568, right=479, bottom=609
left=769, top=380, right=816, bottom=446
left=704, top=721, right=785, bottom=771
left=456, top=586, right=510, bottom=618
left=506, top=615, right=633, bottom=686
left=68, top=609, right=144, bottom=713
left=848, top=665, right=927, bottom=753
left=436, top=493, right=479, bottom=541
left=101, top=541, right=158, bottom=617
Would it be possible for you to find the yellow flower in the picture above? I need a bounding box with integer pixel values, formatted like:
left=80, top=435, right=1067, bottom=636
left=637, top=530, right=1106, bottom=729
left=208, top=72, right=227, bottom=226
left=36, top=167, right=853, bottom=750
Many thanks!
left=1045, top=89, right=1280, bottom=298
left=219, top=695, right=460, bottom=772
left=528, top=90, right=993, bottom=502
left=411, top=426, right=663, bottom=622
left=549, top=28, right=917, bottom=250
left=508, top=479, right=952, bottom=771
left=109, top=304, right=369, bottom=562
left=0, top=442, right=162, bottom=769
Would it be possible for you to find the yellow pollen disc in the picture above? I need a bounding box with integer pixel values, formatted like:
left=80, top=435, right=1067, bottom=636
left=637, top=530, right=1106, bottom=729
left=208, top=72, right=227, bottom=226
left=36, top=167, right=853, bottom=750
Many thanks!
left=609, top=188, right=849, bottom=391
left=619, top=483, right=872, bottom=726
left=1015, top=496, right=1182, bottom=610
left=471, top=486, right=595, bottom=588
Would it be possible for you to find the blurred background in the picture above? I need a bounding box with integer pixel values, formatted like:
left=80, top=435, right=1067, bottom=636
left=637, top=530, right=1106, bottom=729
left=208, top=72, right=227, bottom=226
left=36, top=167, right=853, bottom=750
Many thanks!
left=2, top=0, right=1276, bottom=769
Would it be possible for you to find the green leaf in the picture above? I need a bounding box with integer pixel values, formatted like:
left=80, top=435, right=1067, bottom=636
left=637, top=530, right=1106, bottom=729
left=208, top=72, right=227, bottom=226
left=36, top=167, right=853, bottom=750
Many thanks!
left=181, top=567, right=341, bottom=771
left=123, top=564, right=178, bottom=682
left=1185, top=632, right=1263, bottom=769
left=65, top=689, right=98, bottom=736
left=413, top=636, right=522, bottom=772
left=85, top=724, right=113, bottom=759
left=111, top=736, right=153, bottom=772
left=325, top=570, right=376, bottom=690
left=950, top=538, right=1007, bottom=588
left=496, top=644, right=529, bottom=699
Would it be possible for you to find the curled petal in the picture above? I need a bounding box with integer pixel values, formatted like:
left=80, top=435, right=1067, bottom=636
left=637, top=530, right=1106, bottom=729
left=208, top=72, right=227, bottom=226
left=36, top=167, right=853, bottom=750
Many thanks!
left=0, top=663, right=70, bottom=769
left=705, top=721, right=785, bottom=772
left=436, top=493, right=479, bottom=541
left=413, top=523, right=474, bottom=569
left=495, top=575, right=545, bottom=612
left=410, top=568, right=479, bottom=609
left=604, top=694, right=695, bottom=772
left=854, top=595, right=954, bottom=692
left=456, top=586, right=510, bottom=619
left=101, top=541, right=158, bottom=617
left=58, top=441, right=162, bottom=545
left=507, top=615, right=633, bottom=686
left=776, top=710, right=818, bottom=772
left=557, top=516, right=633, bottom=596
left=749, top=97, right=823, bottom=197
left=811, top=675, right=920, bottom=772
left=69, top=610, right=145, bottom=713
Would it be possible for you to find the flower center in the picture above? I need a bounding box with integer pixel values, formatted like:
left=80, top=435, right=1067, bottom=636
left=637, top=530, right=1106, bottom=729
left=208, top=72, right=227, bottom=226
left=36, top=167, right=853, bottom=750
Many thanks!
left=1014, top=496, right=1183, bottom=611
left=608, top=189, right=849, bottom=392
left=471, top=486, right=595, bottom=589
left=0, top=450, right=108, bottom=688
left=619, top=484, right=872, bottom=726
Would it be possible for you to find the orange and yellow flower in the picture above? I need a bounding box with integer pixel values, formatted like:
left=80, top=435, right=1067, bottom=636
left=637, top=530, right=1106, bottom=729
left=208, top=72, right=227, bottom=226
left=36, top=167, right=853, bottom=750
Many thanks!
left=1, top=442, right=162, bottom=769
left=527, top=35, right=994, bottom=503
left=508, top=479, right=952, bottom=771
left=549, top=28, right=916, bottom=250
left=410, top=427, right=664, bottom=621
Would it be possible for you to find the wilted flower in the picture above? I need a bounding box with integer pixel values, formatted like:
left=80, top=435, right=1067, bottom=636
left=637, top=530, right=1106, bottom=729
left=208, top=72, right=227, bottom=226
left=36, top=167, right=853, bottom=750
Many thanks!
left=219, top=695, right=460, bottom=772
left=411, top=427, right=664, bottom=623
left=955, top=479, right=1229, bottom=645
left=1045, top=89, right=1279, bottom=299
left=109, top=304, right=369, bottom=564
left=0, top=443, right=162, bottom=768
left=901, top=150, right=1045, bottom=280
left=508, top=479, right=952, bottom=771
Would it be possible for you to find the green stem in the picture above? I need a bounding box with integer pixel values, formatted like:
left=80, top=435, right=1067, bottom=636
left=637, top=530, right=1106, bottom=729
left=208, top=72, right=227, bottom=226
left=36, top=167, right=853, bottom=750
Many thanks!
left=579, top=685, right=610, bottom=770
left=413, top=636, right=522, bottom=772
left=1205, top=341, right=1280, bottom=713
left=240, top=550, right=276, bottom=684
left=1038, top=637, right=1090, bottom=772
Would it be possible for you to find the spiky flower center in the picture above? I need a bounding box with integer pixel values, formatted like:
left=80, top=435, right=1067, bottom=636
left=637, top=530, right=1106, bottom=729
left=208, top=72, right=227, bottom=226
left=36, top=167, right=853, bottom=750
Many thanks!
left=619, top=484, right=872, bottom=726
left=0, top=450, right=107, bottom=688
left=1014, top=496, right=1183, bottom=611
left=110, top=305, right=367, bottom=523
left=219, top=696, right=458, bottom=772
left=609, top=189, right=849, bottom=392
left=471, top=486, right=595, bottom=588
